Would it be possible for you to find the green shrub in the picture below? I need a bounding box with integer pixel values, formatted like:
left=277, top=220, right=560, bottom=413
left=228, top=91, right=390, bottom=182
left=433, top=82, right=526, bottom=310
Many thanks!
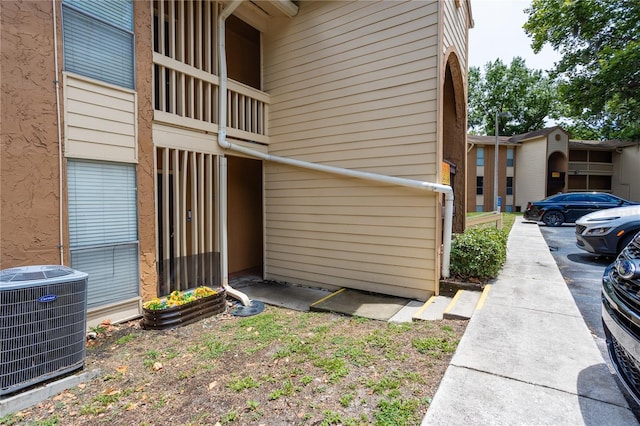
left=450, top=227, right=508, bottom=281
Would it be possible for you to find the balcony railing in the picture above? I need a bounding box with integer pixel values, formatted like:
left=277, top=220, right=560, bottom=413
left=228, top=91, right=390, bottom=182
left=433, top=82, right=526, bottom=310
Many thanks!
left=153, top=52, right=270, bottom=145
left=568, top=161, right=613, bottom=176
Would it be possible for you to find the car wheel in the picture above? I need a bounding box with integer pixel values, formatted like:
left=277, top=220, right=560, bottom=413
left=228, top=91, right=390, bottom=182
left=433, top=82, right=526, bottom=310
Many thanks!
left=617, top=232, right=637, bottom=255
left=542, top=211, right=565, bottom=227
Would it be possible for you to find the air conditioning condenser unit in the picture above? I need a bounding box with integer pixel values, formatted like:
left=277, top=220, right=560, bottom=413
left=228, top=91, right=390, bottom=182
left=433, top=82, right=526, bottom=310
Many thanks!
left=0, top=265, right=88, bottom=395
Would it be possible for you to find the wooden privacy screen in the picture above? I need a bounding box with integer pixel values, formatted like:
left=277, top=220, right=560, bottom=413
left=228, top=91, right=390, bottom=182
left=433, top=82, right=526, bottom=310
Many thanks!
left=156, top=147, right=218, bottom=294
left=152, top=0, right=269, bottom=144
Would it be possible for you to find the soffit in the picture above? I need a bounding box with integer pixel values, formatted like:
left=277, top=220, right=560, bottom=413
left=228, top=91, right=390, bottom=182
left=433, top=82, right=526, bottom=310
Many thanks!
left=232, top=0, right=298, bottom=32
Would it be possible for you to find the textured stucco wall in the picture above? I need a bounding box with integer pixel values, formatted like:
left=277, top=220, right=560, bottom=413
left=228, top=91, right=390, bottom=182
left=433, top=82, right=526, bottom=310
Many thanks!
left=1, top=1, right=63, bottom=268
left=134, top=0, right=157, bottom=300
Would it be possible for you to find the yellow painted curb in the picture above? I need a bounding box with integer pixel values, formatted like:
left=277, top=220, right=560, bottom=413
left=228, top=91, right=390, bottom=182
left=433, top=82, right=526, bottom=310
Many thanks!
left=443, top=290, right=464, bottom=314
left=475, top=285, right=492, bottom=311
left=309, top=287, right=346, bottom=307
left=412, top=295, right=437, bottom=319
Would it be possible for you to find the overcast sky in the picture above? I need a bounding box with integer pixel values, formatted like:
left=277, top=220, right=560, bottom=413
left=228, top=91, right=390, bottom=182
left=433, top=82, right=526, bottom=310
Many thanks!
left=468, top=0, right=561, bottom=71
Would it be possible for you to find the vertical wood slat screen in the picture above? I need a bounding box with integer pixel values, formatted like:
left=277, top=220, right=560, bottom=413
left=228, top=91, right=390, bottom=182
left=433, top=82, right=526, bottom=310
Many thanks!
left=190, top=151, right=199, bottom=269
left=196, top=1, right=202, bottom=70
left=162, top=149, right=170, bottom=292
left=172, top=149, right=181, bottom=286
left=158, top=0, right=165, bottom=55
left=187, top=1, right=194, bottom=67
left=152, top=0, right=268, bottom=140
left=206, top=154, right=214, bottom=281
left=180, top=151, right=188, bottom=286
left=157, top=148, right=217, bottom=293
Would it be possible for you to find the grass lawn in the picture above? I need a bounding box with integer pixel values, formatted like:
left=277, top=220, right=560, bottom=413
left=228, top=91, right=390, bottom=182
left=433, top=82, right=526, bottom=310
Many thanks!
left=466, top=212, right=521, bottom=234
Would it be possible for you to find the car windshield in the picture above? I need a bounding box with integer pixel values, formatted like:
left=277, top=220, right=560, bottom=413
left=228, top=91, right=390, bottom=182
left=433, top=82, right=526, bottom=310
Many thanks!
left=591, top=194, right=616, bottom=203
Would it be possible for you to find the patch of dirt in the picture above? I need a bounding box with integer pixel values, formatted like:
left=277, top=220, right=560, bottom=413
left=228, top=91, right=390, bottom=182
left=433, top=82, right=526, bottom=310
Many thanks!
left=439, top=278, right=487, bottom=296
left=5, top=303, right=467, bottom=426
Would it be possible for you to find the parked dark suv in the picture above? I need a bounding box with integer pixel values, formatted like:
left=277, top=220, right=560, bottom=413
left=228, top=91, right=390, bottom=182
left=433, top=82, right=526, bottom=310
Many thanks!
left=524, top=192, right=637, bottom=227
left=602, top=231, right=640, bottom=404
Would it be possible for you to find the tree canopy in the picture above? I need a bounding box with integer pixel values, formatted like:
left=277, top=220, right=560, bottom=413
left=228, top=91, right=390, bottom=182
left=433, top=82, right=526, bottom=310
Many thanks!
left=468, top=57, right=558, bottom=136
left=524, top=0, right=640, bottom=141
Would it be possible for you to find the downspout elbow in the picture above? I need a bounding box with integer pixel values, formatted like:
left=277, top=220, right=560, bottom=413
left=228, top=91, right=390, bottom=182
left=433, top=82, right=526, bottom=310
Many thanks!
left=218, top=129, right=230, bottom=149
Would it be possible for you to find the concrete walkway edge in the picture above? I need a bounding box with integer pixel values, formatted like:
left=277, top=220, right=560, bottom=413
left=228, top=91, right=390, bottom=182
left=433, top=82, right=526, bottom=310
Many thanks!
left=422, top=217, right=638, bottom=425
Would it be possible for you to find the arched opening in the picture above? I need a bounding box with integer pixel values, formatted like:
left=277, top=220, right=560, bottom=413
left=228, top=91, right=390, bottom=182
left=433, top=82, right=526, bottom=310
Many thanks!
left=442, top=52, right=466, bottom=233
left=546, top=151, right=567, bottom=196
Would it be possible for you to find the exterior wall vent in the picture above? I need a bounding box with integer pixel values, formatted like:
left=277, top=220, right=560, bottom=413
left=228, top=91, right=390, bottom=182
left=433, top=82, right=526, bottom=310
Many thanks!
left=0, top=265, right=88, bottom=395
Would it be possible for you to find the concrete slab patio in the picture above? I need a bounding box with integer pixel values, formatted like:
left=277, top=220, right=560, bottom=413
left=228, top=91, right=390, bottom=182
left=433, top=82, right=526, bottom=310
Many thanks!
left=309, top=288, right=411, bottom=321
left=232, top=278, right=332, bottom=312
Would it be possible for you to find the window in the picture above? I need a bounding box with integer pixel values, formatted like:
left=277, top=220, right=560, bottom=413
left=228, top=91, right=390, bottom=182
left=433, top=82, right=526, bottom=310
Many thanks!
left=67, top=160, right=139, bottom=309
left=507, top=148, right=514, bottom=167
left=62, top=0, right=135, bottom=89
left=476, top=176, right=484, bottom=195
left=477, top=147, right=484, bottom=166
left=506, top=177, right=513, bottom=195
left=601, top=194, right=622, bottom=203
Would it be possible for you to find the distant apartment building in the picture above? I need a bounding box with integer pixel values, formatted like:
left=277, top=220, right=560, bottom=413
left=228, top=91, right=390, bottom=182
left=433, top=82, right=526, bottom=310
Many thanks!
left=467, top=126, right=640, bottom=213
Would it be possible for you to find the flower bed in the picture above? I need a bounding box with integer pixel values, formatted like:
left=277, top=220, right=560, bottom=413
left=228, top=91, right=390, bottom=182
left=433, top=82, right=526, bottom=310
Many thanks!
left=141, top=287, right=226, bottom=330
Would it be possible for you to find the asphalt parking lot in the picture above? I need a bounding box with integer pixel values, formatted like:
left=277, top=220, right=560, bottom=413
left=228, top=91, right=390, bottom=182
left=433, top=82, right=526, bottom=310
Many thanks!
left=535, top=222, right=614, bottom=359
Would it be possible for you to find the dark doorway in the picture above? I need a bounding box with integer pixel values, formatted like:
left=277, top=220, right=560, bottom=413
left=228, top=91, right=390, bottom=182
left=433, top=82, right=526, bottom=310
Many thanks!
left=227, top=156, right=263, bottom=278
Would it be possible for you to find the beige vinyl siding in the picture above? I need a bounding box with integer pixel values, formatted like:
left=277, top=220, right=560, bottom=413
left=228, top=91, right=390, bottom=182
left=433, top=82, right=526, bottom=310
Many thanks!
left=548, top=129, right=568, bottom=155
left=515, top=138, right=548, bottom=209
left=262, top=1, right=441, bottom=299
left=613, top=145, right=640, bottom=202
left=64, top=73, right=137, bottom=163
left=442, top=0, right=469, bottom=67
left=266, top=165, right=437, bottom=299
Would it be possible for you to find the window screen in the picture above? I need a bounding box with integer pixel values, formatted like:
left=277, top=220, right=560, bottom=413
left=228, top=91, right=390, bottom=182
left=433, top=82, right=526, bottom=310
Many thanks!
left=477, top=148, right=484, bottom=166
left=507, top=148, right=514, bottom=167
left=62, top=0, right=135, bottom=89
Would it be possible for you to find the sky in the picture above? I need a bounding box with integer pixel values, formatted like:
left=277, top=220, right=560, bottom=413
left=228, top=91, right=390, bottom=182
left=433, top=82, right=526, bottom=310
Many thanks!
left=468, top=0, right=561, bottom=71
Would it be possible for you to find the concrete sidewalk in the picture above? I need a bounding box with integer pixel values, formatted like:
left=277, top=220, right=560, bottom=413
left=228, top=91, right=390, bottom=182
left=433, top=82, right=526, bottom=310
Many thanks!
left=422, top=216, right=639, bottom=425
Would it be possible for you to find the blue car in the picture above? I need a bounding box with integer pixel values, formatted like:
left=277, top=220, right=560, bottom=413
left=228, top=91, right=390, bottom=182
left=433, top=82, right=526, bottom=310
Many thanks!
left=523, top=192, right=637, bottom=227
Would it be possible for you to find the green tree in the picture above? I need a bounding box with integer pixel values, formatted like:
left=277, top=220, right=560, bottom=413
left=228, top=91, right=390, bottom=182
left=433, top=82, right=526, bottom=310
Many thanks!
left=468, top=57, right=558, bottom=136
left=524, top=0, right=640, bottom=140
